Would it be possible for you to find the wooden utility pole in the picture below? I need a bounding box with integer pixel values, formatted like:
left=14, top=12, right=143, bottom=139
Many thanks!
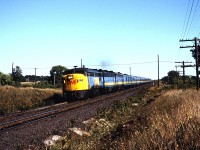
left=11, top=63, right=14, bottom=85
left=195, top=37, right=199, bottom=91
left=180, top=37, right=200, bottom=91
left=34, top=68, right=37, bottom=84
left=157, top=54, right=160, bottom=87
left=53, top=72, right=56, bottom=86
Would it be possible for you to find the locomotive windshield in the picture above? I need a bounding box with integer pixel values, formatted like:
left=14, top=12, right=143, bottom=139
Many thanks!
left=64, top=68, right=87, bottom=75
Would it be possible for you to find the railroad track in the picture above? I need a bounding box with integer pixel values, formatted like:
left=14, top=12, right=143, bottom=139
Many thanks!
left=0, top=84, right=151, bottom=132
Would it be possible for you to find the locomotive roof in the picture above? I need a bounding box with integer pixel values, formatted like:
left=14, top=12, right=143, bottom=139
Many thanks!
left=64, top=67, right=120, bottom=74
left=63, top=67, right=151, bottom=80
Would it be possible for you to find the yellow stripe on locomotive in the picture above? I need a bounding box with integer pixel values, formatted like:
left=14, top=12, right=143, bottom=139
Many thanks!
left=63, top=74, right=89, bottom=91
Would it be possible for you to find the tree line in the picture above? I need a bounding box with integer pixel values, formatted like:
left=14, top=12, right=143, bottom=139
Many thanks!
left=161, top=70, right=196, bottom=88
left=0, top=65, right=68, bottom=87
left=1, top=65, right=197, bottom=89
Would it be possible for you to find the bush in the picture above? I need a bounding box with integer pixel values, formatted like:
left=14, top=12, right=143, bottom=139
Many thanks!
left=33, top=82, right=55, bottom=89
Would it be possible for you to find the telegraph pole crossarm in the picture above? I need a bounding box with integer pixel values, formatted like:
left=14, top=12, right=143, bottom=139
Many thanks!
left=175, top=61, right=193, bottom=84
left=179, top=37, right=200, bottom=91
left=180, top=46, right=195, bottom=48
left=179, top=38, right=200, bottom=42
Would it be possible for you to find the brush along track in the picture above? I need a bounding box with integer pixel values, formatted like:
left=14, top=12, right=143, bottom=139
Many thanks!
left=0, top=84, right=151, bottom=132
left=0, top=84, right=152, bottom=149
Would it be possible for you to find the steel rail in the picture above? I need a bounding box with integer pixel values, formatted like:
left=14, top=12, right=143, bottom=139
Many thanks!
left=0, top=84, right=151, bottom=132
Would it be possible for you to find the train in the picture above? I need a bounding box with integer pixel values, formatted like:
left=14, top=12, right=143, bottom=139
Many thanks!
left=62, top=67, right=151, bottom=100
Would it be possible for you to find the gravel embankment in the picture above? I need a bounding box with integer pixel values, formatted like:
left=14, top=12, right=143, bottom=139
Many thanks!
left=0, top=86, right=149, bottom=149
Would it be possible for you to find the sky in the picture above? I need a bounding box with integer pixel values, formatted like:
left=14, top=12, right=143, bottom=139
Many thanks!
left=0, top=0, right=200, bottom=79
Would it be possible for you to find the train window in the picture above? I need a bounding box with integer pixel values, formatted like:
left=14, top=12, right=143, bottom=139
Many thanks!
left=95, top=73, right=100, bottom=77
left=87, top=73, right=93, bottom=76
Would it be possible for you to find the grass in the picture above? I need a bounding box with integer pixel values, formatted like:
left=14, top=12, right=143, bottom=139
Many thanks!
left=0, top=86, right=62, bottom=115
left=50, top=87, right=200, bottom=149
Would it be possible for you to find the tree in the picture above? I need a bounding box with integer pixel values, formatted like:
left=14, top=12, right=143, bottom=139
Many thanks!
left=162, top=70, right=180, bottom=85
left=161, top=76, right=169, bottom=84
left=24, top=75, right=49, bottom=82
left=167, top=70, right=180, bottom=85
left=49, top=65, right=68, bottom=86
left=190, top=45, right=200, bottom=64
left=12, top=66, right=23, bottom=84
left=0, top=72, right=12, bottom=85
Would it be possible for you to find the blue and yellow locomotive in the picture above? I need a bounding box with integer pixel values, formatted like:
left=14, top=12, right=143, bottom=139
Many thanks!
left=62, top=67, right=151, bottom=99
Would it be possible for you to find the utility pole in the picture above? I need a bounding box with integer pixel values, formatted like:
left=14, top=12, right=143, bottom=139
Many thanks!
left=81, top=59, right=82, bottom=68
left=180, top=37, right=200, bottom=91
left=175, top=65, right=178, bottom=72
left=34, top=68, right=37, bottom=84
left=157, top=54, right=160, bottom=87
left=12, top=63, right=14, bottom=75
left=129, top=67, right=131, bottom=76
left=12, top=63, right=14, bottom=84
left=195, top=37, right=199, bottom=91
left=175, top=61, right=192, bottom=84
left=53, top=72, right=56, bottom=86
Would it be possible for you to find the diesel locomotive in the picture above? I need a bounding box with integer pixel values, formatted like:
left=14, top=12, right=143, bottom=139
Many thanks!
left=62, top=67, right=151, bottom=100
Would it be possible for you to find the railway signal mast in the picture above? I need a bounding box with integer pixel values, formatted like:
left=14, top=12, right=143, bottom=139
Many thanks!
left=179, top=37, right=200, bottom=91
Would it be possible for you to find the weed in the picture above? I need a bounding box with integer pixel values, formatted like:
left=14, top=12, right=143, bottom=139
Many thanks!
left=50, top=87, right=200, bottom=149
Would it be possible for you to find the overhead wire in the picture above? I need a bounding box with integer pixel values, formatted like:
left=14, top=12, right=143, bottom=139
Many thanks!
left=179, top=0, right=198, bottom=65
left=181, top=0, right=191, bottom=39
left=198, top=31, right=200, bottom=37
left=84, top=61, right=175, bottom=67
left=184, top=50, right=193, bottom=61
left=21, top=67, right=50, bottom=70
left=179, top=0, right=192, bottom=61
left=20, top=61, right=176, bottom=70
left=186, top=0, right=200, bottom=37
left=182, top=0, right=195, bottom=39
left=197, top=4, right=200, bottom=37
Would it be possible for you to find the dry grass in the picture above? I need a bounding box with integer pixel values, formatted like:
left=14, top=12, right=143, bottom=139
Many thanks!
left=21, top=82, right=34, bottom=85
left=112, top=89, right=200, bottom=150
left=120, top=89, right=200, bottom=149
left=0, top=86, right=62, bottom=115
left=52, top=88, right=200, bottom=149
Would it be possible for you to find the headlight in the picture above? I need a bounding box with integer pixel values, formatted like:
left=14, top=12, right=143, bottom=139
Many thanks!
left=67, top=75, right=73, bottom=79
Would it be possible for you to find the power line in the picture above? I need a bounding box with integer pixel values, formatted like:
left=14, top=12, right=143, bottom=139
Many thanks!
left=179, top=0, right=192, bottom=59
left=186, top=0, right=200, bottom=37
left=83, top=61, right=175, bottom=67
left=195, top=0, right=200, bottom=37
left=184, top=50, right=193, bottom=61
left=181, top=0, right=191, bottom=38
left=21, top=67, right=50, bottom=70
left=17, top=60, right=189, bottom=71
left=198, top=30, right=200, bottom=37
left=183, top=0, right=195, bottom=39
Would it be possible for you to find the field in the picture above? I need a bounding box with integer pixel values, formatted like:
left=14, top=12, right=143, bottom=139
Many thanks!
left=1, top=86, right=200, bottom=149
left=49, top=87, right=200, bottom=149
left=0, top=86, right=62, bottom=115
